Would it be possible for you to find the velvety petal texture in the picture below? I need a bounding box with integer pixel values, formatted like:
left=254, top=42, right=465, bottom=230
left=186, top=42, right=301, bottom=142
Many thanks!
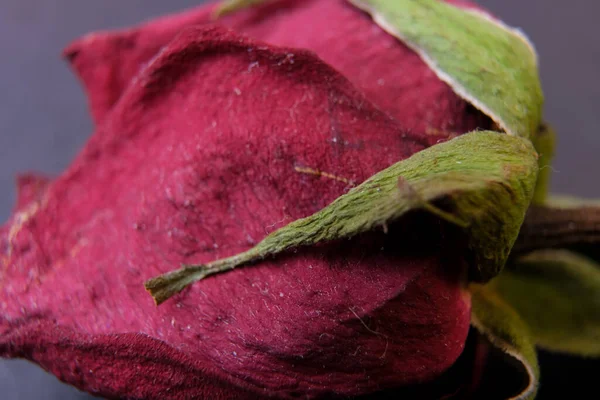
left=1, top=26, right=473, bottom=399
left=64, top=0, right=491, bottom=136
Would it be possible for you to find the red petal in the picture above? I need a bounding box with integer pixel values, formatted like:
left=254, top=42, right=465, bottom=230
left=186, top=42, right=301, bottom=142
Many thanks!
left=64, top=0, right=491, bottom=136
left=14, top=173, right=51, bottom=211
left=3, top=27, right=470, bottom=398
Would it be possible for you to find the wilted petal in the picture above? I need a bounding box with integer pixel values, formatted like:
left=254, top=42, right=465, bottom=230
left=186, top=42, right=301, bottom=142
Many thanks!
left=64, top=0, right=491, bottom=136
left=14, top=173, right=51, bottom=211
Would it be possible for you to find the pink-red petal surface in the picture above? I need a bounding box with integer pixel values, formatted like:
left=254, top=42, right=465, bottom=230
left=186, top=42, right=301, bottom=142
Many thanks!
left=65, top=0, right=491, bottom=136
left=1, top=27, right=472, bottom=399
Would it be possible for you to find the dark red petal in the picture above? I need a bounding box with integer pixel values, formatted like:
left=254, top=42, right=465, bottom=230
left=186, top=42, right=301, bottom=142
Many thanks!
left=3, top=27, right=470, bottom=398
left=1, top=322, right=257, bottom=399
left=65, top=0, right=491, bottom=135
left=63, top=6, right=214, bottom=125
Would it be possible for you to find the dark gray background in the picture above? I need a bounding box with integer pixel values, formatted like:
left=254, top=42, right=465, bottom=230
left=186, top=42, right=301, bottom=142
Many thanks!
left=1, top=1, right=598, bottom=398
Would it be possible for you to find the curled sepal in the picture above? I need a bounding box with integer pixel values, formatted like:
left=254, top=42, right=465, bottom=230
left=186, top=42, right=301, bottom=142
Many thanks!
left=530, top=123, right=556, bottom=205
left=492, top=250, right=600, bottom=357
left=470, top=284, right=539, bottom=400
left=145, top=131, right=538, bottom=304
left=349, top=0, right=543, bottom=139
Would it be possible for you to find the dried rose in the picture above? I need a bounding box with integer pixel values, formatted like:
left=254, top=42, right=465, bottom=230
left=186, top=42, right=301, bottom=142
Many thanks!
left=4, top=1, right=587, bottom=399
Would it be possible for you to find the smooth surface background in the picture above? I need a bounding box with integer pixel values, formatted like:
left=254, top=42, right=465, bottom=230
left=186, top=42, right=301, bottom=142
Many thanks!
left=1, top=0, right=598, bottom=398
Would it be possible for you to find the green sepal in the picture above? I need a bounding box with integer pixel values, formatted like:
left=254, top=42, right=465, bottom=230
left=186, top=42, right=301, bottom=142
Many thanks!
left=470, top=283, right=539, bottom=400
left=492, top=250, right=600, bottom=357
left=544, top=195, right=600, bottom=208
left=145, top=131, right=538, bottom=304
left=349, top=0, right=543, bottom=139
left=530, top=123, right=556, bottom=205
left=212, top=0, right=271, bottom=18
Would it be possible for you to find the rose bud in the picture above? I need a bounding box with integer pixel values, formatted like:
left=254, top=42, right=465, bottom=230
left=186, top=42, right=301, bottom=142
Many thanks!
left=2, top=0, right=554, bottom=399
